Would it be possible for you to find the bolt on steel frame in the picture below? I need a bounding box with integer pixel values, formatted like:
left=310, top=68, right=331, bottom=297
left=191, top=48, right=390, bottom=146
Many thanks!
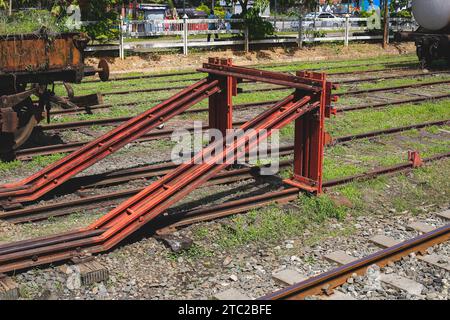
left=0, top=59, right=334, bottom=273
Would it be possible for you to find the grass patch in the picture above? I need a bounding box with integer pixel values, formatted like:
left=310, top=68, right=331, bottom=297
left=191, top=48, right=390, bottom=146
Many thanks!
left=212, top=193, right=348, bottom=249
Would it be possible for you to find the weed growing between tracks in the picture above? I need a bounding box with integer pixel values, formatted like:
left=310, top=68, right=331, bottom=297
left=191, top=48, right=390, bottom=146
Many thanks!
left=0, top=153, right=66, bottom=176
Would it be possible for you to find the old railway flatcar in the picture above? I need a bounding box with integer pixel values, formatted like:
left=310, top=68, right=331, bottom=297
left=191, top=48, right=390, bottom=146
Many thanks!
left=0, top=30, right=109, bottom=161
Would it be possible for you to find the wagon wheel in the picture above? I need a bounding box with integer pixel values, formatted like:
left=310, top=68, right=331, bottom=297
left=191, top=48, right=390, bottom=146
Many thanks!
left=98, top=59, right=110, bottom=82
left=0, top=97, right=39, bottom=161
left=416, top=45, right=431, bottom=69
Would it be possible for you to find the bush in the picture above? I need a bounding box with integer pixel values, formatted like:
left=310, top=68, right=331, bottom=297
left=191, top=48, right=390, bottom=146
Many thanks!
left=391, top=9, right=412, bottom=18
left=80, top=0, right=119, bottom=43
left=82, top=18, right=119, bottom=43
left=0, top=10, right=68, bottom=35
left=196, top=3, right=210, bottom=15
left=234, top=7, right=274, bottom=40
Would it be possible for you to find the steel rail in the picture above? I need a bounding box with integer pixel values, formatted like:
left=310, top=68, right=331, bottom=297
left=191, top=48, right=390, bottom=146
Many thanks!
left=50, top=79, right=450, bottom=118
left=155, top=152, right=450, bottom=232
left=80, top=59, right=417, bottom=84
left=0, top=79, right=222, bottom=206
left=0, top=152, right=448, bottom=274
left=25, top=100, right=450, bottom=162
left=0, top=91, right=321, bottom=273
left=79, top=64, right=415, bottom=87
left=40, top=85, right=450, bottom=133
left=18, top=112, right=450, bottom=162
left=260, top=223, right=450, bottom=300
left=100, top=70, right=449, bottom=97
left=5, top=119, right=449, bottom=223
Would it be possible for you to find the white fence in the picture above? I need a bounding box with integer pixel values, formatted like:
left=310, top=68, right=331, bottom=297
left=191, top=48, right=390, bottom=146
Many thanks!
left=84, top=16, right=418, bottom=57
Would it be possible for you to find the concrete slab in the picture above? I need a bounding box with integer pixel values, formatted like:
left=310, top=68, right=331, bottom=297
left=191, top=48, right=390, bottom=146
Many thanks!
left=369, top=235, right=402, bottom=248
left=324, top=250, right=357, bottom=265
left=380, top=273, right=424, bottom=296
left=418, top=254, right=450, bottom=272
left=407, top=222, right=435, bottom=233
left=272, top=269, right=307, bottom=286
left=436, top=210, right=450, bottom=221
left=0, top=276, right=20, bottom=300
left=322, top=291, right=357, bottom=300
left=213, top=288, right=251, bottom=300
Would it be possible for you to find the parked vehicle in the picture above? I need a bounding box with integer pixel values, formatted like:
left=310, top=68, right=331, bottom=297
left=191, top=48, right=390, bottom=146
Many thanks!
left=291, top=12, right=342, bottom=30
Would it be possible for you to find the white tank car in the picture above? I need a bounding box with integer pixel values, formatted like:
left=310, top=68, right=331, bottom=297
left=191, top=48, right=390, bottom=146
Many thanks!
left=412, top=0, right=450, bottom=31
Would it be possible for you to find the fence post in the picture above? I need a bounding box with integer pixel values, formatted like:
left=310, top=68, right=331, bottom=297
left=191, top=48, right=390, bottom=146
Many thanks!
left=244, top=25, right=249, bottom=53
left=344, top=14, right=350, bottom=47
left=119, top=16, right=125, bottom=60
left=183, top=16, right=188, bottom=56
left=297, top=15, right=303, bottom=49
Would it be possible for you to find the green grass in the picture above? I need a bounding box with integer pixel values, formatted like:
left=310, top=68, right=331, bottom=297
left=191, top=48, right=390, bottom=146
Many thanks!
left=327, top=99, right=450, bottom=137
left=0, top=153, right=66, bottom=175
left=205, top=193, right=348, bottom=250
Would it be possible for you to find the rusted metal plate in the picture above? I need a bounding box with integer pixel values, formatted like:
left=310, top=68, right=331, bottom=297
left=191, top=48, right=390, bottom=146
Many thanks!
left=0, top=33, right=86, bottom=74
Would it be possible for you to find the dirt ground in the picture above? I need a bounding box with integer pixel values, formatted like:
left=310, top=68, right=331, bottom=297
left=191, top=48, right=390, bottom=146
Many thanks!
left=86, top=42, right=416, bottom=75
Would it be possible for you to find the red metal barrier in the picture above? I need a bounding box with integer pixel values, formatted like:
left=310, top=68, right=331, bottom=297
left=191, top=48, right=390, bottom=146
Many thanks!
left=0, top=79, right=221, bottom=210
left=0, top=59, right=334, bottom=273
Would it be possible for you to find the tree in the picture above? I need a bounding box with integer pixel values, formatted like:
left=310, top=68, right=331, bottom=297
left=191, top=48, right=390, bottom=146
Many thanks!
left=390, top=0, right=411, bottom=18
left=80, top=0, right=120, bottom=43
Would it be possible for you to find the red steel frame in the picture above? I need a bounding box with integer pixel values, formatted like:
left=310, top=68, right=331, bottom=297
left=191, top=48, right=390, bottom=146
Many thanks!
left=0, top=79, right=221, bottom=209
left=0, top=59, right=333, bottom=273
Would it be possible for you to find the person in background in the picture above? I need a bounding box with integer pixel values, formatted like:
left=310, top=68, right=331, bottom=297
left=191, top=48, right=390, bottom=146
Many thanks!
left=207, top=9, right=219, bottom=42
left=225, top=9, right=232, bottom=32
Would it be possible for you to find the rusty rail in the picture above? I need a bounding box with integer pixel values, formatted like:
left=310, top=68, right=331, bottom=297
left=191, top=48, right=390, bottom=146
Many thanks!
left=0, top=151, right=448, bottom=273
left=81, top=59, right=417, bottom=84
left=260, top=223, right=450, bottom=300
left=4, top=130, right=449, bottom=224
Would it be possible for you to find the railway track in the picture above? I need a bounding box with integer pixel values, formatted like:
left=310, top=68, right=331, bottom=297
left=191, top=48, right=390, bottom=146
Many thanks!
left=261, top=219, right=450, bottom=300
left=39, top=80, right=450, bottom=135
left=50, top=80, right=450, bottom=117
left=77, top=64, right=418, bottom=92
left=0, top=59, right=447, bottom=302
left=80, top=58, right=417, bottom=84
left=19, top=104, right=450, bottom=160
left=0, top=151, right=447, bottom=275
left=97, top=69, right=449, bottom=97
left=5, top=119, right=450, bottom=223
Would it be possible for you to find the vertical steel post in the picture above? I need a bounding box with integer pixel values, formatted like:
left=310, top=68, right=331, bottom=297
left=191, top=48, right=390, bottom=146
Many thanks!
left=382, top=0, right=389, bottom=48
left=208, top=58, right=235, bottom=137
left=119, top=16, right=125, bottom=60
left=244, top=26, right=249, bottom=53
left=284, top=72, right=332, bottom=194
left=183, top=16, right=189, bottom=56
left=344, top=14, right=350, bottom=47
left=297, top=14, right=303, bottom=49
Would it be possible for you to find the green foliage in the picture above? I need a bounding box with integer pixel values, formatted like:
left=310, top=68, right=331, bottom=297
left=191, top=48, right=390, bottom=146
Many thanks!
left=298, top=194, right=347, bottom=222
left=234, top=6, right=274, bottom=40
left=360, top=10, right=376, bottom=18
left=390, top=0, right=411, bottom=18
left=391, top=9, right=411, bottom=18
left=80, top=0, right=119, bottom=43
left=196, top=3, right=210, bottom=15
left=0, top=9, right=68, bottom=35
left=213, top=6, right=225, bottom=18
